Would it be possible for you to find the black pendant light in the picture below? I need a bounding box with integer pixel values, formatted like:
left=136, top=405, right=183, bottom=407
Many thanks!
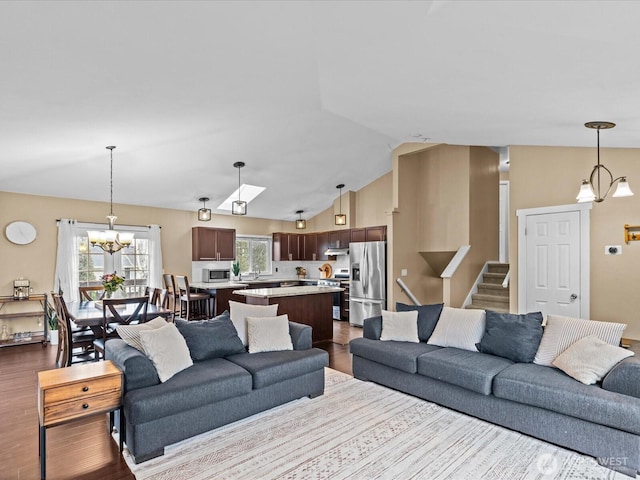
left=335, top=183, right=347, bottom=225
left=232, top=162, right=247, bottom=215
left=295, top=210, right=306, bottom=229
left=198, top=197, right=211, bottom=221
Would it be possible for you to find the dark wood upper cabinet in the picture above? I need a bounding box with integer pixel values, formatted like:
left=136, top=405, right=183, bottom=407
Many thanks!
left=315, top=232, right=330, bottom=261
left=302, top=234, right=317, bottom=261
left=350, top=228, right=366, bottom=243
left=272, top=232, right=301, bottom=261
left=365, top=225, right=387, bottom=242
left=328, top=230, right=350, bottom=248
left=192, top=227, right=236, bottom=261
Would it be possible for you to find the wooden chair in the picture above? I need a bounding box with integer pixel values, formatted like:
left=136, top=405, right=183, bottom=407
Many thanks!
left=163, top=274, right=180, bottom=317
left=145, top=286, right=171, bottom=322
left=51, top=293, right=95, bottom=368
left=175, top=275, right=210, bottom=320
left=79, top=285, right=106, bottom=301
left=93, top=296, right=149, bottom=360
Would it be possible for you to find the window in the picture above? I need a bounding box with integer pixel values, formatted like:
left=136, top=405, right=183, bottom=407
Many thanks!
left=236, top=236, right=272, bottom=275
left=77, top=226, right=150, bottom=297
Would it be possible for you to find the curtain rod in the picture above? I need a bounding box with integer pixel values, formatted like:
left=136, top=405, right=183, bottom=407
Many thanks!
left=55, top=219, right=161, bottom=229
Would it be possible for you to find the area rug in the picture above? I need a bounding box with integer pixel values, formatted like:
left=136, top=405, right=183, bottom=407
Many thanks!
left=119, top=369, right=630, bottom=480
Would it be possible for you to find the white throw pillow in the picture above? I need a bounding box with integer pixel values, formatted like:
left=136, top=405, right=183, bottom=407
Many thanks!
left=247, top=314, right=293, bottom=354
left=552, top=335, right=634, bottom=385
left=380, top=310, right=419, bottom=343
left=426, top=307, right=486, bottom=351
left=116, top=316, right=168, bottom=353
left=139, top=323, right=193, bottom=382
left=534, top=315, right=626, bottom=366
left=229, top=301, right=278, bottom=346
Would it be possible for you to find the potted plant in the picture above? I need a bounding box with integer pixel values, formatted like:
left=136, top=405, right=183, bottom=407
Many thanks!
left=296, top=266, right=307, bottom=279
left=232, top=261, right=241, bottom=280
left=47, top=308, right=59, bottom=345
left=101, top=272, right=125, bottom=298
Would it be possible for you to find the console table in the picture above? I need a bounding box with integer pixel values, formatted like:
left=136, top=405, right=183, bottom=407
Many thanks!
left=0, top=294, right=49, bottom=347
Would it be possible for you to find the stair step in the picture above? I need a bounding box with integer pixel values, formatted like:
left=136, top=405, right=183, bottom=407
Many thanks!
left=471, top=294, right=509, bottom=309
left=466, top=304, right=510, bottom=314
left=487, top=263, right=509, bottom=274
left=483, top=272, right=506, bottom=285
left=477, top=283, right=509, bottom=297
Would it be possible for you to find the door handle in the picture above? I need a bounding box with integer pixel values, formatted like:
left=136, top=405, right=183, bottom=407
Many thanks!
left=570, top=293, right=578, bottom=301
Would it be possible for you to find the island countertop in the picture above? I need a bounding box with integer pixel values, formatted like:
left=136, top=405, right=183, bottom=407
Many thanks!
left=233, top=285, right=343, bottom=299
left=190, top=281, right=248, bottom=290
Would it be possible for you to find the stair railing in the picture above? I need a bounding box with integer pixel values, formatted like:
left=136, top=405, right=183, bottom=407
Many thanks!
left=396, top=278, right=421, bottom=306
left=502, top=270, right=510, bottom=289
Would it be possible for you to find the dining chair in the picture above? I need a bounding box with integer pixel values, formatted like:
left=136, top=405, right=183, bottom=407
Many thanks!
left=145, top=286, right=172, bottom=322
left=93, top=296, right=149, bottom=360
left=163, top=274, right=180, bottom=317
left=79, top=285, right=106, bottom=301
left=51, top=293, right=95, bottom=367
left=175, top=275, right=210, bottom=321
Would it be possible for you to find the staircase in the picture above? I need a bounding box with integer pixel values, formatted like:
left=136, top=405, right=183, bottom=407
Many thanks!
left=466, top=263, right=510, bottom=313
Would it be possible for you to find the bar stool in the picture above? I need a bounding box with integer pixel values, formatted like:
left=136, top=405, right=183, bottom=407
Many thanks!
left=163, top=273, right=180, bottom=318
left=175, top=275, right=211, bottom=320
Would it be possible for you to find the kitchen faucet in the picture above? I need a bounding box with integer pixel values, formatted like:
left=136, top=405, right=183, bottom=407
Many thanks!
left=253, top=265, right=260, bottom=280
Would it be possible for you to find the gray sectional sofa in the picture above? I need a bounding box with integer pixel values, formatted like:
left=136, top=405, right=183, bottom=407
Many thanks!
left=350, top=313, right=640, bottom=477
left=106, top=321, right=328, bottom=463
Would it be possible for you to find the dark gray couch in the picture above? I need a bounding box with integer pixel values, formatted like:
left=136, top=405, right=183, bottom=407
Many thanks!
left=350, top=315, right=640, bottom=477
left=106, top=321, right=328, bottom=463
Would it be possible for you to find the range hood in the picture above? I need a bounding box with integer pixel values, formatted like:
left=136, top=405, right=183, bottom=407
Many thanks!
left=324, top=246, right=349, bottom=256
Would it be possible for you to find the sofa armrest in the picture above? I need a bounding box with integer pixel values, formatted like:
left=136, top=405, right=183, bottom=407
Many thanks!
left=288, top=321, right=312, bottom=350
left=602, top=344, right=640, bottom=398
left=105, top=339, right=160, bottom=392
left=363, top=316, right=382, bottom=340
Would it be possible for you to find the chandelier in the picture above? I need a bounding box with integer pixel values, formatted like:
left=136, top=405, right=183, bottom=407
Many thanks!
left=232, top=161, right=247, bottom=215
left=576, top=122, right=633, bottom=203
left=87, top=146, right=134, bottom=254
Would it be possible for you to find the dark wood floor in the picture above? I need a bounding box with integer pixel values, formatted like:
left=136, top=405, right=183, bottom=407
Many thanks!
left=0, top=320, right=362, bottom=479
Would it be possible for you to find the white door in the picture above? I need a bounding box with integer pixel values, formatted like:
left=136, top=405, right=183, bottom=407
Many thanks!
left=517, top=203, right=591, bottom=319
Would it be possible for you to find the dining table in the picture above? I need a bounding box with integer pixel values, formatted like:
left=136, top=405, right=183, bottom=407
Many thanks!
left=67, top=300, right=173, bottom=331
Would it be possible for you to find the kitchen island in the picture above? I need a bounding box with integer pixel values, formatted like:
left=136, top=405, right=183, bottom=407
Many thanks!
left=233, top=285, right=343, bottom=343
left=190, top=282, right=248, bottom=317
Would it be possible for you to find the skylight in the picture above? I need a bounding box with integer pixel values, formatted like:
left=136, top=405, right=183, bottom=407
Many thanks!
left=217, top=184, right=266, bottom=211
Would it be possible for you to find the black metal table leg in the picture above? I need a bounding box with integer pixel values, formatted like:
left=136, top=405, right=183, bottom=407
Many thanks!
left=40, top=425, right=46, bottom=479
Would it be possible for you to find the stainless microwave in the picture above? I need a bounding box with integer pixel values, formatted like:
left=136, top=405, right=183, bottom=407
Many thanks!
left=202, top=269, right=231, bottom=283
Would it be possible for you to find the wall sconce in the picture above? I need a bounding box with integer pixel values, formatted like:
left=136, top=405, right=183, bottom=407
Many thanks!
left=295, top=210, right=306, bottom=229
left=335, top=183, right=347, bottom=225
left=232, top=161, right=247, bottom=215
left=198, top=197, right=211, bottom=221
left=577, top=121, right=633, bottom=203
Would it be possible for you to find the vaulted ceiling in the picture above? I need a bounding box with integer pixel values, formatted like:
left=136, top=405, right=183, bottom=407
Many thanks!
left=2, top=1, right=639, bottom=221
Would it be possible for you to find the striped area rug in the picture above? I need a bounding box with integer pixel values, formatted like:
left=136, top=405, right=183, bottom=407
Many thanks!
left=121, top=369, right=629, bottom=480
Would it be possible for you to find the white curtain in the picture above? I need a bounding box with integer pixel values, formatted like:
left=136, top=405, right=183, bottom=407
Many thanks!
left=54, top=219, right=79, bottom=302
left=148, top=225, right=163, bottom=289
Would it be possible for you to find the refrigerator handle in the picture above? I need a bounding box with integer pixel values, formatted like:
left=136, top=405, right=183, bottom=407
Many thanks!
left=361, top=243, right=369, bottom=293
left=351, top=298, right=382, bottom=305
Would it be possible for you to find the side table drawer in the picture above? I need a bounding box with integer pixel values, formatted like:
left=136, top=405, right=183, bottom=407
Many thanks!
left=43, top=391, right=121, bottom=426
left=44, top=375, right=120, bottom=404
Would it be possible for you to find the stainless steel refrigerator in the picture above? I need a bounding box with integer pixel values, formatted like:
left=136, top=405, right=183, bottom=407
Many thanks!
left=349, top=241, right=386, bottom=326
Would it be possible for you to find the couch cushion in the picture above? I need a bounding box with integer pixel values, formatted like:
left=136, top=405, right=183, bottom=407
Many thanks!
left=602, top=345, right=640, bottom=399
left=125, top=358, right=252, bottom=424
left=396, top=302, right=444, bottom=342
left=349, top=337, right=441, bottom=374
left=417, top=347, right=513, bottom=395
left=476, top=310, right=544, bottom=363
left=175, top=312, right=246, bottom=361
left=380, top=310, right=419, bottom=343
left=226, top=348, right=329, bottom=389
left=493, top=363, right=640, bottom=435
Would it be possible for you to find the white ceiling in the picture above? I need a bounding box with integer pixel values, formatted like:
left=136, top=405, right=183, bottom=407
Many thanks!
left=2, top=0, right=640, bottom=222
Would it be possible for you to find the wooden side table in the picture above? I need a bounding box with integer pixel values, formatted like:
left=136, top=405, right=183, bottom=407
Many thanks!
left=37, top=361, right=123, bottom=479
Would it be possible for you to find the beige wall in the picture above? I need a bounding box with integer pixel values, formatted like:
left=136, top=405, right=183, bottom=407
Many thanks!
left=0, top=191, right=290, bottom=298
left=509, top=145, right=640, bottom=340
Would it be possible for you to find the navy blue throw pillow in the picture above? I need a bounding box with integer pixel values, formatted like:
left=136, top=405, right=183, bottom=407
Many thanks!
left=476, top=310, right=544, bottom=363
left=175, top=310, right=246, bottom=361
left=396, top=302, right=444, bottom=342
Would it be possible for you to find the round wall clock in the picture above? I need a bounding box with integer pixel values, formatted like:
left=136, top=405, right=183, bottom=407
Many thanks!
left=5, top=221, right=37, bottom=245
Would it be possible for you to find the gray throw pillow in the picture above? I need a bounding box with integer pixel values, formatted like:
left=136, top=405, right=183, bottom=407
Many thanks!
left=396, top=302, right=444, bottom=342
left=476, top=310, right=543, bottom=363
left=175, top=311, right=246, bottom=361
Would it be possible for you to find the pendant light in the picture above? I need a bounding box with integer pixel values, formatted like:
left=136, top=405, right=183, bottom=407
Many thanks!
left=576, top=121, right=633, bottom=203
left=295, top=210, right=306, bottom=229
left=335, top=183, right=347, bottom=225
left=197, top=197, right=211, bottom=221
left=87, top=146, right=134, bottom=254
left=232, top=161, right=247, bottom=215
